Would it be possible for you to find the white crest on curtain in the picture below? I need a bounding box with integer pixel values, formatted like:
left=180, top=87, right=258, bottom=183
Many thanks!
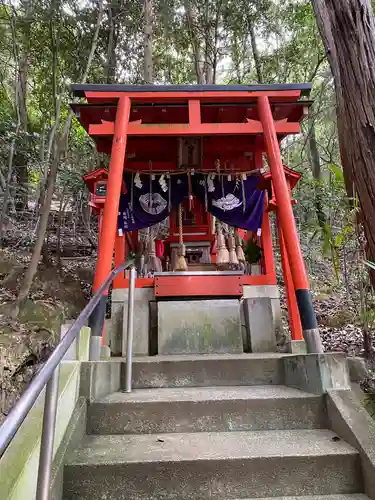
left=212, top=193, right=242, bottom=211
left=139, top=192, right=168, bottom=215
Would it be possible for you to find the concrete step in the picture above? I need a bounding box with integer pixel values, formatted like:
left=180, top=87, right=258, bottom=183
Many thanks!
left=126, top=353, right=286, bottom=389
left=87, top=385, right=326, bottom=435
left=63, top=429, right=362, bottom=499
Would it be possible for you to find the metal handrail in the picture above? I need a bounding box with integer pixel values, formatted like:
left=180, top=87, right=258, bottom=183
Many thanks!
left=0, top=259, right=136, bottom=499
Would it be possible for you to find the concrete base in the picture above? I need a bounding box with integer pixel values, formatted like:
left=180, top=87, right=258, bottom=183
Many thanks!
left=80, top=361, right=122, bottom=401
left=89, top=336, right=101, bottom=361
left=250, top=264, right=262, bottom=275
left=242, top=285, right=282, bottom=353
left=284, top=353, right=351, bottom=394
left=61, top=324, right=91, bottom=361
left=60, top=322, right=75, bottom=361
left=243, top=298, right=277, bottom=352
left=78, top=327, right=91, bottom=361
left=347, top=357, right=368, bottom=383
left=304, top=327, right=324, bottom=353
left=110, top=288, right=154, bottom=356
left=100, top=345, right=111, bottom=360
left=51, top=397, right=87, bottom=500
left=327, top=389, right=375, bottom=498
left=287, top=339, right=307, bottom=354
left=158, top=300, right=243, bottom=355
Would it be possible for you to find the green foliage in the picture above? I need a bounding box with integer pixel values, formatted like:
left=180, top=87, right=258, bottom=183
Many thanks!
left=328, top=164, right=344, bottom=184
left=322, top=223, right=340, bottom=282
left=244, top=239, right=262, bottom=264
left=0, top=0, right=362, bottom=294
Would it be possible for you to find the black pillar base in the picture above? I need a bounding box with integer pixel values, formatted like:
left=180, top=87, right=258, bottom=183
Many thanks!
left=295, top=289, right=323, bottom=353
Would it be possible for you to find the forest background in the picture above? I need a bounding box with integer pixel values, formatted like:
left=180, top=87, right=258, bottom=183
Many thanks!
left=1, top=0, right=375, bottom=418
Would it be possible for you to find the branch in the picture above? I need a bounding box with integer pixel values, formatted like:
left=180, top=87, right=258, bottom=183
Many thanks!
left=80, top=0, right=105, bottom=84
left=308, top=54, right=327, bottom=82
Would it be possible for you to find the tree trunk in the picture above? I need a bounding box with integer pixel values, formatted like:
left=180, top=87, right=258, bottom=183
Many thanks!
left=36, top=0, right=61, bottom=216
left=0, top=10, right=23, bottom=241
left=41, top=240, right=52, bottom=267
left=56, top=194, right=68, bottom=267
left=14, top=0, right=33, bottom=211
left=249, top=23, right=263, bottom=84
left=106, top=3, right=119, bottom=83
left=12, top=0, right=105, bottom=317
left=203, top=0, right=212, bottom=84
left=308, top=118, right=326, bottom=230
left=82, top=204, right=97, bottom=250
left=0, top=129, right=19, bottom=244
left=185, top=1, right=204, bottom=84
left=311, top=0, right=356, bottom=196
left=203, top=0, right=221, bottom=84
left=12, top=139, right=62, bottom=317
left=242, top=0, right=263, bottom=85
left=311, top=0, right=375, bottom=287
left=144, top=0, right=153, bottom=84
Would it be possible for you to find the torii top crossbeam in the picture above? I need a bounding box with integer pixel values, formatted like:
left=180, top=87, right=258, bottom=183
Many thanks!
left=71, top=83, right=311, bottom=167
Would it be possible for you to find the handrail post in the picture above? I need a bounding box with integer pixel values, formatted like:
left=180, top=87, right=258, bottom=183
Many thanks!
left=36, top=366, right=60, bottom=500
left=125, top=266, right=136, bottom=393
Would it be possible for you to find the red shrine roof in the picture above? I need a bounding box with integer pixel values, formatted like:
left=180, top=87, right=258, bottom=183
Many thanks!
left=71, top=83, right=312, bottom=97
left=82, top=167, right=108, bottom=193
left=70, top=84, right=312, bottom=169
left=261, top=165, right=302, bottom=191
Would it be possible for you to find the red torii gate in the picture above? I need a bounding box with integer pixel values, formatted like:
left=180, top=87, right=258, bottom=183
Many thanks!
left=73, top=83, right=322, bottom=359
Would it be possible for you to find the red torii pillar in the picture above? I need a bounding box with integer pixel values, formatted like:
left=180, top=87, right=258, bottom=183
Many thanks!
left=278, top=223, right=303, bottom=342
left=258, top=95, right=322, bottom=353
left=262, top=167, right=303, bottom=343
left=89, top=96, right=131, bottom=360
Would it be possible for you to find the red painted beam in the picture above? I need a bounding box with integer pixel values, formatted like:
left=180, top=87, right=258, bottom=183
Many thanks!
left=189, top=99, right=201, bottom=125
left=153, top=273, right=277, bottom=296
left=89, top=120, right=301, bottom=136
left=154, top=275, right=243, bottom=297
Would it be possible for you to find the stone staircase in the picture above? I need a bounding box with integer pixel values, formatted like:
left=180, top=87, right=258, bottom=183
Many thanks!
left=61, top=353, right=371, bottom=500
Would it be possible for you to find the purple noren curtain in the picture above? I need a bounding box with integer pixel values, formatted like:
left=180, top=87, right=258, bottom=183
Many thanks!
left=118, top=173, right=188, bottom=232
left=192, top=174, right=264, bottom=231
left=117, top=172, right=264, bottom=233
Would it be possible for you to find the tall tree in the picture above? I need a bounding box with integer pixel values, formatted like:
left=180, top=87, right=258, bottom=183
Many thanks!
left=12, top=0, right=105, bottom=317
left=13, top=0, right=32, bottom=211
left=144, top=0, right=153, bottom=83
left=311, top=0, right=375, bottom=285
left=184, top=0, right=224, bottom=84
left=242, top=0, right=264, bottom=83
